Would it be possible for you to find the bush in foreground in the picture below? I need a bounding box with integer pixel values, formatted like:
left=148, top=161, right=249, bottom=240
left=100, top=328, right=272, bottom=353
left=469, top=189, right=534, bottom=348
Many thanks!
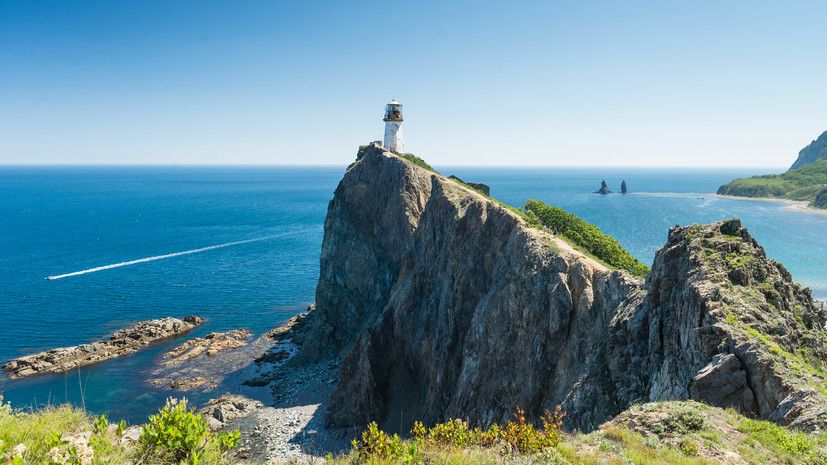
left=0, top=394, right=238, bottom=465
left=349, top=406, right=565, bottom=463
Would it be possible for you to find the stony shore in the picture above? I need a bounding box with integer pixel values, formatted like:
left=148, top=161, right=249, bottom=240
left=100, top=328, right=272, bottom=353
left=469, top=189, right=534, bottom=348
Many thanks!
left=2, top=316, right=204, bottom=379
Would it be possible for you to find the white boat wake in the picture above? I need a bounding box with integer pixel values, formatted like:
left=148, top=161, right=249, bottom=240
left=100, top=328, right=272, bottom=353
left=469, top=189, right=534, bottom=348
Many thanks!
left=46, top=234, right=288, bottom=280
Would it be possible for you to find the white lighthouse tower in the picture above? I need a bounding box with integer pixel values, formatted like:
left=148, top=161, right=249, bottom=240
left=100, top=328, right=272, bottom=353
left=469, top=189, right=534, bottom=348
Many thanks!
left=383, top=99, right=404, bottom=153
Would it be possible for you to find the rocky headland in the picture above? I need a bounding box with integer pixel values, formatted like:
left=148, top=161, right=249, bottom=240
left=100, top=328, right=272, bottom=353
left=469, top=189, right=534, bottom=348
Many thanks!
left=2, top=316, right=204, bottom=379
left=717, top=129, right=827, bottom=208
left=275, top=144, right=827, bottom=438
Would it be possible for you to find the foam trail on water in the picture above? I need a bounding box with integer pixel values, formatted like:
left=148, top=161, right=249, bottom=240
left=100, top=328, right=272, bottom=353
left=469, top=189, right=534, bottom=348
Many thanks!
left=47, top=234, right=289, bottom=280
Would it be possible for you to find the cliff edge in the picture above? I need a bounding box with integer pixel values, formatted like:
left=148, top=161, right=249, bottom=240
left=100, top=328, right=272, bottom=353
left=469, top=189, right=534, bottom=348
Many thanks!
left=293, top=144, right=827, bottom=434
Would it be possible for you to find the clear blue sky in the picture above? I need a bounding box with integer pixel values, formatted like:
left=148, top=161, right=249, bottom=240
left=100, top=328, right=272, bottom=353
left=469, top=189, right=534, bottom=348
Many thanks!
left=1, top=0, right=825, bottom=166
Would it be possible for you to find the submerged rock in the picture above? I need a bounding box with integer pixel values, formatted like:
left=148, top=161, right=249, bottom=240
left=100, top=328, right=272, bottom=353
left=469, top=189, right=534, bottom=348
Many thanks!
left=2, top=316, right=204, bottom=379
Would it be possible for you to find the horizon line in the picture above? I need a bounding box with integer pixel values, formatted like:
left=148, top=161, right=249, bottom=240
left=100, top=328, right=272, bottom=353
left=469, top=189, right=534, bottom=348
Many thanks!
left=0, top=163, right=790, bottom=170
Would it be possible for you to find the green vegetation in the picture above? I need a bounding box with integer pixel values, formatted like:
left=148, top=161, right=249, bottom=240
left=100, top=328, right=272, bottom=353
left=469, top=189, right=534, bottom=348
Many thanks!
left=327, top=401, right=827, bottom=465
left=717, top=130, right=827, bottom=208
left=140, top=398, right=240, bottom=464
left=347, top=407, right=564, bottom=463
left=398, top=153, right=438, bottom=173
left=524, top=200, right=650, bottom=277
left=390, top=151, right=649, bottom=278
left=0, top=394, right=239, bottom=465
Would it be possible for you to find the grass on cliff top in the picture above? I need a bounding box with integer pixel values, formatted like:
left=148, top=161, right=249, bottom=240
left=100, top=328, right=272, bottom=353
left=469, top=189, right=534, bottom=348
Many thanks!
left=397, top=153, right=437, bottom=173
left=391, top=151, right=650, bottom=277
left=323, top=401, right=827, bottom=465
left=525, top=200, right=650, bottom=277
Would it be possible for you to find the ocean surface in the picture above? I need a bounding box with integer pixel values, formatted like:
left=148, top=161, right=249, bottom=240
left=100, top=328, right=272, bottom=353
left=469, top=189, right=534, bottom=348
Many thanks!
left=1, top=164, right=826, bottom=423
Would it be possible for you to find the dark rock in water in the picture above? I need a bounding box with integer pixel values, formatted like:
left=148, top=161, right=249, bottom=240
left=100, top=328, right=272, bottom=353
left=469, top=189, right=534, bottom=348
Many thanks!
left=242, top=377, right=270, bottom=387
left=595, top=179, right=612, bottom=194
left=621, top=180, right=628, bottom=194
left=448, top=175, right=490, bottom=196
left=2, top=316, right=204, bottom=379
left=291, top=145, right=827, bottom=434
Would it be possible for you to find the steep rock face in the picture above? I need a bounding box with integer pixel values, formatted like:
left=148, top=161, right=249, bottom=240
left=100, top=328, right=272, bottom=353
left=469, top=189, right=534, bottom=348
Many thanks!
left=303, top=146, right=827, bottom=433
left=606, top=219, right=827, bottom=429
left=790, top=130, right=827, bottom=171
left=294, top=145, right=434, bottom=362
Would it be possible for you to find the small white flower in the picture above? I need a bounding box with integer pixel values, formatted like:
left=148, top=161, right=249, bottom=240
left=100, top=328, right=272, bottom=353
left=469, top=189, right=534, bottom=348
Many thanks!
left=49, top=447, right=63, bottom=463
left=12, top=443, right=26, bottom=457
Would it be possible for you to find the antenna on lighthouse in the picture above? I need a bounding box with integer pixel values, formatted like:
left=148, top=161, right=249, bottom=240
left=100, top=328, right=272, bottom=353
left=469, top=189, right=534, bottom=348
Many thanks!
left=383, top=99, right=404, bottom=153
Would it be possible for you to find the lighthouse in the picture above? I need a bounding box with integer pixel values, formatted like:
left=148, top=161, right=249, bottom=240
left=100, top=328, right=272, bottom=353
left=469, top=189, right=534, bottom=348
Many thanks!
left=383, top=99, right=404, bottom=153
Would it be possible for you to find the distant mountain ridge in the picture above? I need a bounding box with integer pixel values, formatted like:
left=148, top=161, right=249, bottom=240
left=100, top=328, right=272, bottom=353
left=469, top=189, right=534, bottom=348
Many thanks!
left=717, top=129, right=827, bottom=208
left=790, top=130, right=827, bottom=170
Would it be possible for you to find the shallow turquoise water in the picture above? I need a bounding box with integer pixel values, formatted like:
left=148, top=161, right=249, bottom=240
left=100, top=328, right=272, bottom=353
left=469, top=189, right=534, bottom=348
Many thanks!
left=0, top=164, right=824, bottom=422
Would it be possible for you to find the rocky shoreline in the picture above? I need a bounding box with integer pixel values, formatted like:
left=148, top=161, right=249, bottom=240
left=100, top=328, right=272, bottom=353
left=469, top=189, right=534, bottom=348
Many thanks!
left=2, top=316, right=204, bottom=379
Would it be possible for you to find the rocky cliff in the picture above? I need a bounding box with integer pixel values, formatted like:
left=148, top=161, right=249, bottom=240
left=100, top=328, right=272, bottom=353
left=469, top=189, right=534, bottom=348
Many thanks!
left=296, top=144, right=827, bottom=434
left=790, top=130, right=827, bottom=171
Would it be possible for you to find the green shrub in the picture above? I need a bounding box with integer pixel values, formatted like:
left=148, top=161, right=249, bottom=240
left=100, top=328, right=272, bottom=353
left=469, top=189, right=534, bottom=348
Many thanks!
left=139, top=397, right=238, bottom=464
left=524, top=199, right=650, bottom=277
left=678, top=438, right=699, bottom=456
left=665, top=407, right=706, bottom=433
left=352, top=421, right=405, bottom=460
left=355, top=406, right=565, bottom=461
left=501, top=406, right=564, bottom=454
left=399, top=153, right=438, bottom=173
left=738, top=418, right=816, bottom=455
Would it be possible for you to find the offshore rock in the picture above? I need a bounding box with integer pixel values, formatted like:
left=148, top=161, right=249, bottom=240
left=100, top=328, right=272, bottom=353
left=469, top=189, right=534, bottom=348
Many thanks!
left=447, top=175, right=490, bottom=196
left=300, top=145, right=827, bottom=434
left=2, top=316, right=204, bottom=379
left=162, top=329, right=251, bottom=366
left=621, top=180, right=628, bottom=194
left=595, top=180, right=612, bottom=194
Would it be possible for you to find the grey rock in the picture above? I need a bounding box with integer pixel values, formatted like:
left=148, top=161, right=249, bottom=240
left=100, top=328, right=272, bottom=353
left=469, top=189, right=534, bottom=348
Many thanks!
left=296, top=146, right=827, bottom=433
left=119, top=426, right=142, bottom=445
left=690, top=354, right=754, bottom=413
left=2, top=317, right=204, bottom=378
left=595, top=180, right=613, bottom=194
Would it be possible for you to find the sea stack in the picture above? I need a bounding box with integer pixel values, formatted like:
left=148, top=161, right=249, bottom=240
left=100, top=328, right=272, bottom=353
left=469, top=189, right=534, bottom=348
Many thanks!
left=621, top=180, right=628, bottom=194
left=594, top=180, right=612, bottom=194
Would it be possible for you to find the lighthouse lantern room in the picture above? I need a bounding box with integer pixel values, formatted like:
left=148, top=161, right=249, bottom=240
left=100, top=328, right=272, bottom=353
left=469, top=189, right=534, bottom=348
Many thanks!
left=383, top=99, right=404, bottom=153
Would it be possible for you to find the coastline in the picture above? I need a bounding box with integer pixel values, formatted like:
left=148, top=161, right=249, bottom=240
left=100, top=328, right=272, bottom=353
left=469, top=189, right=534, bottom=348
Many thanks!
left=709, top=194, right=827, bottom=218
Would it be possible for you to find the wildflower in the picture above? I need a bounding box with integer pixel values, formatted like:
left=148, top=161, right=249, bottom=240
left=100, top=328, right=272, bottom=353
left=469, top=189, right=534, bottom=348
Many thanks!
left=49, top=447, right=63, bottom=463
left=165, top=396, right=188, bottom=410
left=12, top=443, right=26, bottom=456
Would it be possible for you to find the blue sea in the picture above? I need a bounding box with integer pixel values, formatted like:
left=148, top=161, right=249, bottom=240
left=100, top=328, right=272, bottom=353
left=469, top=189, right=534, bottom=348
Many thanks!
left=1, top=164, right=826, bottom=423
